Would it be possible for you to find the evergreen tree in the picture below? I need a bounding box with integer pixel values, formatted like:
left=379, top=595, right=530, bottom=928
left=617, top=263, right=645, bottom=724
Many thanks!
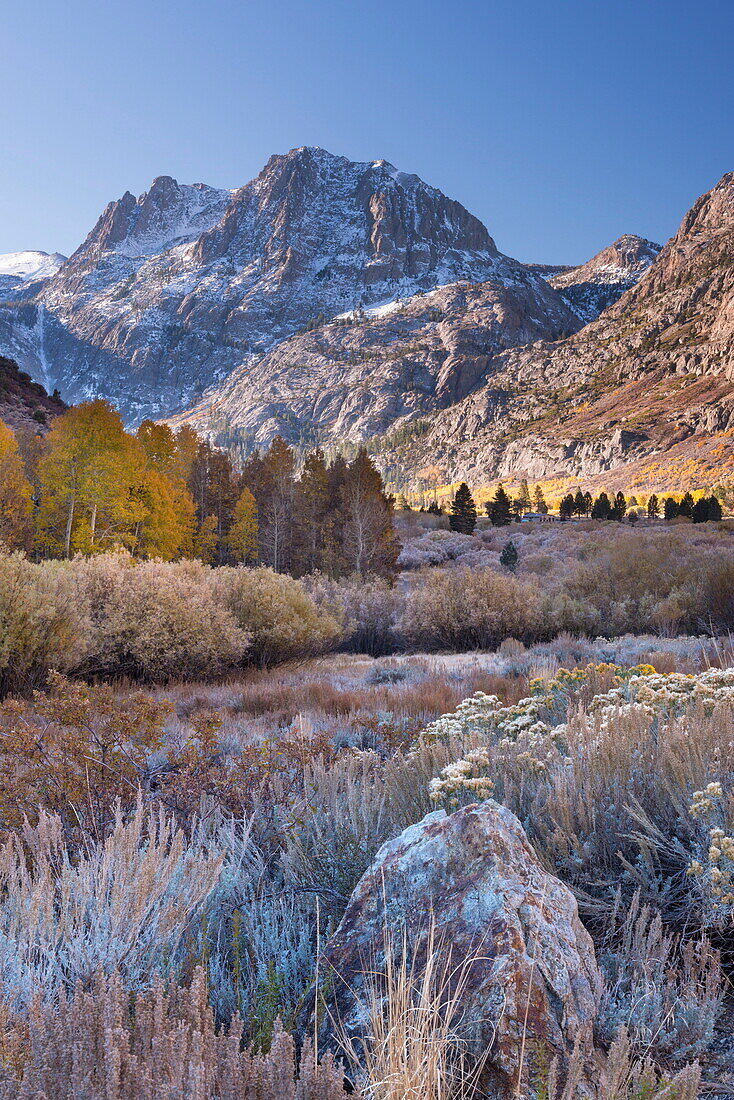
left=532, top=485, right=548, bottom=514
left=591, top=492, right=613, bottom=520
left=427, top=500, right=443, bottom=516
left=516, top=478, right=532, bottom=515
left=450, top=482, right=477, bottom=534
left=500, top=539, right=519, bottom=573
left=486, top=484, right=511, bottom=526
left=664, top=497, right=679, bottom=520
left=559, top=494, right=575, bottom=520
left=573, top=489, right=587, bottom=516
left=647, top=493, right=660, bottom=519
left=583, top=491, right=593, bottom=515
left=678, top=492, right=695, bottom=519
left=708, top=494, right=723, bottom=521
left=612, top=491, right=627, bottom=520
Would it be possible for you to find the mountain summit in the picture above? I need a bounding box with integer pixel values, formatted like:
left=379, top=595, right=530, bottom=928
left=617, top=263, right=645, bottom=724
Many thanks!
left=0, top=147, right=534, bottom=422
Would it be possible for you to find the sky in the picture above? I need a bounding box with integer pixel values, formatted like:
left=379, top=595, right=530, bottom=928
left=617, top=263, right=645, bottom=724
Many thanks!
left=1, top=0, right=733, bottom=264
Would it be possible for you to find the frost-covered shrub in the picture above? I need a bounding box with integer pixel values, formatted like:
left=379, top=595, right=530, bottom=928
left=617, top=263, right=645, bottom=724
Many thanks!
left=597, top=895, right=724, bottom=1064
left=76, top=555, right=249, bottom=681
left=213, top=567, right=340, bottom=666
left=0, top=554, right=89, bottom=696
left=397, top=530, right=478, bottom=569
left=399, top=566, right=546, bottom=651
left=304, top=573, right=403, bottom=655
left=0, top=803, right=223, bottom=1008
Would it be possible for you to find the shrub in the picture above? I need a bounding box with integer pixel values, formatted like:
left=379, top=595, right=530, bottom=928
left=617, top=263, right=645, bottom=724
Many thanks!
left=0, top=554, right=89, bottom=697
left=213, top=567, right=341, bottom=666
left=0, top=802, right=223, bottom=1007
left=399, top=567, right=545, bottom=651
left=305, top=573, right=403, bottom=655
left=0, top=968, right=354, bottom=1099
left=75, top=555, right=249, bottom=681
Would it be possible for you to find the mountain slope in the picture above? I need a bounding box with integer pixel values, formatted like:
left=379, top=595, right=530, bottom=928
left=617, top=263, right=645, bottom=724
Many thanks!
left=0, top=355, right=65, bottom=432
left=0, top=148, right=567, bottom=424
left=383, top=172, right=734, bottom=492
left=168, top=261, right=581, bottom=448
left=548, top=234, right=661, bottom=322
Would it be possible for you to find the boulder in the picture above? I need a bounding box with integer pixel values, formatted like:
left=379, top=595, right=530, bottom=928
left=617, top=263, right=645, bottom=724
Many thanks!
left=310, top=801, right=602, bottom=1096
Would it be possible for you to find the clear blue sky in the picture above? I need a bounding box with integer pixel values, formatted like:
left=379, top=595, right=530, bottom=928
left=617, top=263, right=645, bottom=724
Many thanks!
left=2, top=0, right=732, bottom=264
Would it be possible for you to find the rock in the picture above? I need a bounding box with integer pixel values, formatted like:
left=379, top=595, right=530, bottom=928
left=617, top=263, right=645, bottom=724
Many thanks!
left=308, top=801, right=602, bottom=1097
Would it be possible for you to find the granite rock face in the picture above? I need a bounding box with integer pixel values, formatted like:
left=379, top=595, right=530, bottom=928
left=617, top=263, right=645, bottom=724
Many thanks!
left=0, top=148, right=567, bottom=424
left=549, top=234, right=662, bottom=322
left=380, top=171, right=734, bottom=490
left=308, top=801, right=601, bottom=1097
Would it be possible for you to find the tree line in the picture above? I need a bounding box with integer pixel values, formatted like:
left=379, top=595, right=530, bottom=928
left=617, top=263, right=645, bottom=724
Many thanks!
left=442, top=479, right=725, bottom=534
left=0, top=400, right=397, bottom=577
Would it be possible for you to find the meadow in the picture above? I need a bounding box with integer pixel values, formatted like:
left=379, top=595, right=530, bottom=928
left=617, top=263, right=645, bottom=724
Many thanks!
left=2, top=518, right=734, bottom=1096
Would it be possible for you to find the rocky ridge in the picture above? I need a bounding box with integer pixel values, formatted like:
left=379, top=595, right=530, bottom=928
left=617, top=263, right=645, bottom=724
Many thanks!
left=0, top=148, right=561, bottom=424
left=548, top=234, right=661, bottom=322
left=379, top=171, right=734, bottom=491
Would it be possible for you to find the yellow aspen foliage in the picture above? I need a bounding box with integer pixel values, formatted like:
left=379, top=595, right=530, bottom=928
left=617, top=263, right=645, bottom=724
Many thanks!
left=0, top=422, right=33, bottom=550
left=228, top=487, right=259, bottom=563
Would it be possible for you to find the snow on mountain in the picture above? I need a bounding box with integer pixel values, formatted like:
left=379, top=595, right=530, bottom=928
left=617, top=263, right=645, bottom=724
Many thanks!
left=0, top=147, right=579, bottom=425
left=548, top=235, right=662, bottom=322
left=0, top=251, right=66, bottom=287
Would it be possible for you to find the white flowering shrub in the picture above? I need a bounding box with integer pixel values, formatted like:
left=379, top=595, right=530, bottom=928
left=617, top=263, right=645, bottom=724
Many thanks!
left=425, top=663, right=652, bottom=807
left=687, top=781, right=734, bottom=914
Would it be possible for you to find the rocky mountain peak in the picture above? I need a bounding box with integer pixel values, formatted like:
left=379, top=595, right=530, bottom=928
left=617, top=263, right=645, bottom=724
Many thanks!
left=548, top=233, right=662, bottom=322
left=77, top=177, right=233, bottom=260
left=0, top=148, right=517, bottom=423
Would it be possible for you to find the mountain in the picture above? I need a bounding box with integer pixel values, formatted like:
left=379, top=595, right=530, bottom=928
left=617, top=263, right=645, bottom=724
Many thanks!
left=380, top=172, right=734, bottom=493
left=0, top=148, right=579, bottom=424
left=547, top=234, right=661, bottom=323
left=168, top=260, right=581, bottom=448
left=0, top=251, right=66, bottom=294
left=0, top=355, right=65, bottom=432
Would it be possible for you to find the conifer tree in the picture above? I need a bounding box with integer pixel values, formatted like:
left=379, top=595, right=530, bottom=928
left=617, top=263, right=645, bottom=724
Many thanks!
left=678, top=492, right=695, bottom=519
left=500, top=539, right=519, bottom=573
left=532, top=486, right=548, bottom=514
left=450, top=483, right=477, bottom=533
left=591, top=492, right=613, bottom=520
left=559, top=494, right=575, bottom=520
left=486, top=484, right=511, bottom=527
left=664, top=496, right=679, bottom=520
left=647, top=493, right=660, bottom=518
left=612, top=491, right=627, bottom=520
left=516, top=478, right=532, bottom=515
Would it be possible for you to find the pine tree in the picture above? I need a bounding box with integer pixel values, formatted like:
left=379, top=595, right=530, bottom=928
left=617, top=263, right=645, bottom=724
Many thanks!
left=500, top=539, right=519, bottom=573
left=708, top=494, right=723, bottom=521
left=678, top=492, right=695, bottom=519
left=647, top=493, right=660, bottom=519
left=559, top=494, right=575, bottom=520
left=573, top=489, right=587, bottom=516
left=450, top=483, right=477, bottom=533
left=516, top=478, right=532, bottom=515
left=486, top=485, right=511, bottom=527
left=664, top=497, right=679, bottom=520
left=532, top=485, right=548, bottom=514
left=427, top=500, right=442, bottom=516
left=591, top=492, right=613, bottom=520
left=612, top=491, right=627, bottom=520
